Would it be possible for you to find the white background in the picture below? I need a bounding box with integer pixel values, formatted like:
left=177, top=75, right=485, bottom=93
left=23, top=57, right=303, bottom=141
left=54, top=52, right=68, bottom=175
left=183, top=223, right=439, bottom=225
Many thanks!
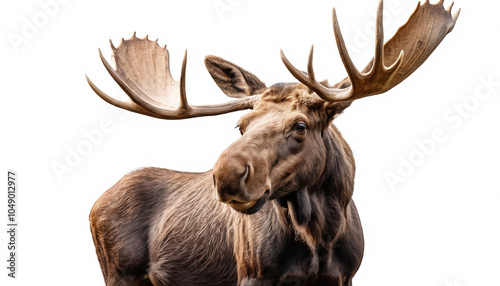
left=1, top=0, right=499, bottom=285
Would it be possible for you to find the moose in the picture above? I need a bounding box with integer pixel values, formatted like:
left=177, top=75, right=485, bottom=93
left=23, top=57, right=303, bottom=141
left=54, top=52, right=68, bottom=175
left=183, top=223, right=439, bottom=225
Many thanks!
left=87, top=1, right=459, bottom=285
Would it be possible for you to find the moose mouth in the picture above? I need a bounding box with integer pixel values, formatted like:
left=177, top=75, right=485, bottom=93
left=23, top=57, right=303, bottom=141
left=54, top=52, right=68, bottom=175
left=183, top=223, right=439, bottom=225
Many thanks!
left=230, top=191, right=269, bottom=214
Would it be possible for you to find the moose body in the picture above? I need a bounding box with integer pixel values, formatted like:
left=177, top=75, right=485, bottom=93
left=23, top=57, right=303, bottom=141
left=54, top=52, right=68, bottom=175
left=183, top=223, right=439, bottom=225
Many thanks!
left=87, top=1, right=458, bottom=285
left=91, top=86, right=364, bottom=285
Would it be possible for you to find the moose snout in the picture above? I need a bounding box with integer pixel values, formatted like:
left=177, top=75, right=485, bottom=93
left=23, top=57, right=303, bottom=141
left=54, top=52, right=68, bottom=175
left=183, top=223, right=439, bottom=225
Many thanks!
left=215, top=166, right=250, bottom=201
left=213, top=147, right=271, bottom=213
left=213, top=156, right=253, bottom=203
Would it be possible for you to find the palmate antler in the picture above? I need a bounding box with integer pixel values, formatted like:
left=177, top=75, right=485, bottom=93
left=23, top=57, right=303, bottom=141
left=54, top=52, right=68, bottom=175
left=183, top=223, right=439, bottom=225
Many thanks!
left=85, top=33, right=256, bottom=120
left=281, top=0, right=460, bottom=102
left=86, top=0, right=459, bottom=119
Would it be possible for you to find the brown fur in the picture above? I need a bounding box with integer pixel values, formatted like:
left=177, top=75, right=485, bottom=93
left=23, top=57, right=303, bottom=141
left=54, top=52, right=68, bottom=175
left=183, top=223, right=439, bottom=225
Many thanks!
left=90, top=60, right=364, bottom=286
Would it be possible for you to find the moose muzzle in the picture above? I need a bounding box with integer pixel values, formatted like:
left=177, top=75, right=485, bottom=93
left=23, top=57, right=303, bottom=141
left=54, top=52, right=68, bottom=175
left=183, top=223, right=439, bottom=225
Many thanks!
left=213, top=141, right=271, bottom=214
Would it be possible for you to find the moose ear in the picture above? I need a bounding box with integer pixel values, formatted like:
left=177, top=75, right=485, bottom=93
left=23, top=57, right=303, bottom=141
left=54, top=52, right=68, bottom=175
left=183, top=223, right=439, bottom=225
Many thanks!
left=205, top=56, right=266, bottom=98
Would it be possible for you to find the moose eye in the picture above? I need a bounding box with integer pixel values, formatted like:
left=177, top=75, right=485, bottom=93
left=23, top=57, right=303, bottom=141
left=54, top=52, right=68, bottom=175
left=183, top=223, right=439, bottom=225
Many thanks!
left=295, top=122, right=307, bottom=134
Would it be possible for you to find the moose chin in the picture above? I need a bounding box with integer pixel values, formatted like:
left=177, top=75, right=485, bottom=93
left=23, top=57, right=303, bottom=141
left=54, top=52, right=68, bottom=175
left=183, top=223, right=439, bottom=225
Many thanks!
left=87, top=1, right=459, bottom=285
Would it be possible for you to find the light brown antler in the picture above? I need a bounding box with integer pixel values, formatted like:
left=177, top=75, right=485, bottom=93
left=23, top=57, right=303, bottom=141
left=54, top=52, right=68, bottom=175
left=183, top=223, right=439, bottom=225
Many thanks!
left=86, top=33, right=256, bottom=119
left=281, top=0, right=460, bottom=102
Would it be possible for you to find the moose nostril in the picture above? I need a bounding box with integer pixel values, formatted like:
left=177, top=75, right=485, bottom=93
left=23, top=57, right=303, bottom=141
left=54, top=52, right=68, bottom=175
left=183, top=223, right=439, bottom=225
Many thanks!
left=241, top=165, right=250, bottom=184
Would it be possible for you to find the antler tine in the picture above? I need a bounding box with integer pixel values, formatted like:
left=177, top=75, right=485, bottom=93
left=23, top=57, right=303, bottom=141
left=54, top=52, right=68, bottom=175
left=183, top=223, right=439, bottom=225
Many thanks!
left=280, top=49, right=308, bottom=87
left=281, top=46, right=353, bottom=102
left=375, top=0, right=384, bottom=70
left=452, top=6, right=461, bottom=28
left=280, top=45, right=320, bottom=89
left=366, top=0, right=405, bottom=79
left=179, top=49, right=189, bottom=112
left=307, top=45, right=316, bottom=82
left=87, top=34, right=257, bottom=120
left=331, top=7, right=362, bottom=92
left=446, top=2, right=454, bottom=12
left=371, top=0, right=386, bottom=74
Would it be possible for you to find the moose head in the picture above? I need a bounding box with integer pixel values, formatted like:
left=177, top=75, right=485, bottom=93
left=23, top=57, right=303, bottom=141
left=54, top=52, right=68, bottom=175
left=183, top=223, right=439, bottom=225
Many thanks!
left=86, top=1, right=459, bottom=216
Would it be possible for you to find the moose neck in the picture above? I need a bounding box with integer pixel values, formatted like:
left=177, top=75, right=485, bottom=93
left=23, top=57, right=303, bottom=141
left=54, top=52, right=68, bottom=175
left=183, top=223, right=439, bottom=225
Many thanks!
left=232, top=124, right=356, bottom=280
left=279, top=124, right=355, bottom=247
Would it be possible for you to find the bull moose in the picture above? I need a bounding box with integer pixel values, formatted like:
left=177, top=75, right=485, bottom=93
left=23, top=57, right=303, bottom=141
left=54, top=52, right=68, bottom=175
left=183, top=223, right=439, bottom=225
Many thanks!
left=87, top=1, right=459, bottom=285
